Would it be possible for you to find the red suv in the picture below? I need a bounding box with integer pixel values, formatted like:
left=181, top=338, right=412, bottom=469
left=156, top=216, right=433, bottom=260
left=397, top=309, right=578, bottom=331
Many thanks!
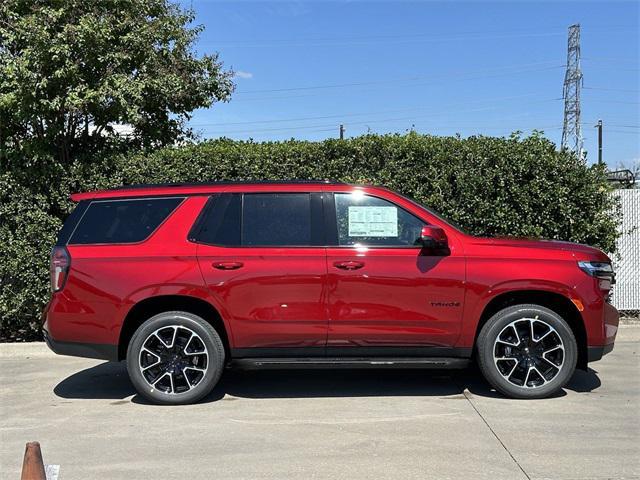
left=43, top=181, right=619, bottom=404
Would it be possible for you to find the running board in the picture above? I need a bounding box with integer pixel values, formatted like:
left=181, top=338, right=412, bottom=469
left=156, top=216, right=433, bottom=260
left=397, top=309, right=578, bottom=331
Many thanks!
left=230, top=357, right=469, bottom=370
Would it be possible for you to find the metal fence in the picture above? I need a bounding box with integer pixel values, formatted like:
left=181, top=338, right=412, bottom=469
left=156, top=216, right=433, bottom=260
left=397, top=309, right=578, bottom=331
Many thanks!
left=611, top=189, right=640, bottom=312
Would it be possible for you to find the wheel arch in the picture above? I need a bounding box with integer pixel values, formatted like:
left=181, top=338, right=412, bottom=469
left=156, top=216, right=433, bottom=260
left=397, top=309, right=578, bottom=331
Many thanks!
left=118, top=295, right=231, bottom=361
left=473, top=290, right=588, bottom=370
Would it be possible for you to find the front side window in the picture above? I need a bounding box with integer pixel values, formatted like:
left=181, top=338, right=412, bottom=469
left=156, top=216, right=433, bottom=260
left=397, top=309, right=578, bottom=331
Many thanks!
left=334, top=193, right=425, bottom=246
left=69, top=197, right=184, bottom=245
left=194, top=193, right=318, bottom=247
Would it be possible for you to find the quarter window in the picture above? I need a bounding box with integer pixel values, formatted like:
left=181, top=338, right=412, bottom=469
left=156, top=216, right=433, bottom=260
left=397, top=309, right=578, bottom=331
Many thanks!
left=334, top=193, right=425, bottom=246
left=69, top=197, right=183, bottom=245
left=196, top=194, right=242, bottom=246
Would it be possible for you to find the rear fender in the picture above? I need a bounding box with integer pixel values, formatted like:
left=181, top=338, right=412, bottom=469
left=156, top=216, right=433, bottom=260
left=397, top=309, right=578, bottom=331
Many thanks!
left=122, top=285, right=236, bottom=346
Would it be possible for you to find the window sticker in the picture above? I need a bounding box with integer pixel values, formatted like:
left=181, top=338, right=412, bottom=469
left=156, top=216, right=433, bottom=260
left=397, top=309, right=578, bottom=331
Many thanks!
left=348, top=206, right=398, bottom=237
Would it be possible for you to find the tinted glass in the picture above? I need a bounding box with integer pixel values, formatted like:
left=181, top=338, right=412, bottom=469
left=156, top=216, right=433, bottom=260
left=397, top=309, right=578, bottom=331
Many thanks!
left=69, top=198, right=183, bottom=244
left=395, top=192, right=467, bottom=234
left=196, top=194, right=242, bottom=246
left=334, top=193, right=425, bottom=246
left=56, top=200, right=89, bottom=246
left=243, top=193, right=311, bottom=246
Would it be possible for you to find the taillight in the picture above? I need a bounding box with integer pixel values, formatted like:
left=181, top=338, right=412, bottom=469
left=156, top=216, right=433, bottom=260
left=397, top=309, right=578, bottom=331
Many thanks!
left=51, top=246, right=71, bottom=292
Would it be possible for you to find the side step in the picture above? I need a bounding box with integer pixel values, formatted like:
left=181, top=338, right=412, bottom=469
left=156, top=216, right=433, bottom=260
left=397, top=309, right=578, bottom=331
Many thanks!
left=230, top=357, right=470, bottom=370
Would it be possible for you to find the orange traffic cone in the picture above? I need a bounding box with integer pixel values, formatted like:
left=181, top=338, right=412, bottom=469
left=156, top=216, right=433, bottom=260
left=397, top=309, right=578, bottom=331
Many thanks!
left=20, top=442, right=46, bottom=480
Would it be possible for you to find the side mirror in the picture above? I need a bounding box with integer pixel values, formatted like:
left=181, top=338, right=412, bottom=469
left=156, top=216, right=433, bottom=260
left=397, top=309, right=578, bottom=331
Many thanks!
left=418, top=225, right=448, bottom=249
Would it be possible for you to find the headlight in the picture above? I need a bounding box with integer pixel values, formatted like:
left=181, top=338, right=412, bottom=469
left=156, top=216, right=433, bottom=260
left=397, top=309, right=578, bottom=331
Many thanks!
left=577, top=261, right=614, bottom=278
left=578, top=261, right=615, bottom=296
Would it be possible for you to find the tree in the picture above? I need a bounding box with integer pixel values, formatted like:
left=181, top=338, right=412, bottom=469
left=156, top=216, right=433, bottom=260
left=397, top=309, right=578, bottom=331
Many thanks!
left=0, top=0, right=234, bottom=164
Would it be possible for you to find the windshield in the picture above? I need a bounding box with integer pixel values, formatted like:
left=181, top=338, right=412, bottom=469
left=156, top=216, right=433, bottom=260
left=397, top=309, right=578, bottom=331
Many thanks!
left=395, top=192, right=469, bottom=235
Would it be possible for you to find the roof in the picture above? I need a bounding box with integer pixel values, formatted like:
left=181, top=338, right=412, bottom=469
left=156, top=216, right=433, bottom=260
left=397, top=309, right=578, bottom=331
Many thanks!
left=70, top=180, right=361, bottom=202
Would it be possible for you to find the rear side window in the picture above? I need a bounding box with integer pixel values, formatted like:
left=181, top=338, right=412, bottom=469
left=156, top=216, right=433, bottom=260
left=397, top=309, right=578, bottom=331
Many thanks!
left=69, top=197, right=183, bottom=245
left=194, top=193, right=322, bottom=247
left=243, top=193, right=311, bottom=246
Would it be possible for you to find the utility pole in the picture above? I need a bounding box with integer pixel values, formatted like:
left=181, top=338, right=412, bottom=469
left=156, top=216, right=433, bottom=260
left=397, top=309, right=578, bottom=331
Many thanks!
left=339, top=124, right=345, bottom=140
left=595, top=120, right=603, bottom=165
left=561, top=24, right=584, bottom=158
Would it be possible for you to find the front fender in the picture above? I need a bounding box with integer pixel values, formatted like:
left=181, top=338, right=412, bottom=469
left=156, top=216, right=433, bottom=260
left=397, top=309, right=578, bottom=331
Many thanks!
left=457, top=278, right=585, bottom=348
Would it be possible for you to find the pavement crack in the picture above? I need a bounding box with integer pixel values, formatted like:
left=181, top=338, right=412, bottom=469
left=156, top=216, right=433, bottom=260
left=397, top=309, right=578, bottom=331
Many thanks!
left=459, top=387, right=531, bottom=480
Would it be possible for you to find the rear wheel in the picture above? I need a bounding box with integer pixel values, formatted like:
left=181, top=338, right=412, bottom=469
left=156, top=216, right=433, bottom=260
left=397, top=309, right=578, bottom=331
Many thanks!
left=126, top=311, right=225, bottom=405
left=477, top=304, right=577, bottom=399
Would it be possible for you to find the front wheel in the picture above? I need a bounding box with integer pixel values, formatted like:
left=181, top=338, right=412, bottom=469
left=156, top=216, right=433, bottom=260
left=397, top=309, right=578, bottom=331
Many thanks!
left=477, top=304, right=577, bottom=399
left=126, top=311, right=225, bottom=405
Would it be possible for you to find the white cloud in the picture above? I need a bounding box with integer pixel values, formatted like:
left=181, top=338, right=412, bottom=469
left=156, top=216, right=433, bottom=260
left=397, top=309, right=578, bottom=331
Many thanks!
left=234, top=70, right=253, bottom=79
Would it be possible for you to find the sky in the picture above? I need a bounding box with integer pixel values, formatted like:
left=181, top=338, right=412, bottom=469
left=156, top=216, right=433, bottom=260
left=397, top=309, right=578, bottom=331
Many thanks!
left=179, top=0, right=639, bottom=168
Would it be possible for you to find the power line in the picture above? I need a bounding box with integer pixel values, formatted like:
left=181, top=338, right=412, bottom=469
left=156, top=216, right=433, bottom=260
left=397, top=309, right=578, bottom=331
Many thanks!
left=604, top=130, right=640, bottom=135
left=201, top=25, right=638, bottom=48
left=191, top=93, right=555, bottom=127
left=586, top=99, right=640, bottom=105
left=199, top=120, right=557, bottom=135
left=203, top=30, right=568, bottom=48
left=229, top=63, right=633, bottom=103
left=584, top=86, right=640, bottom=94
left=583, top=56, right=640, bottom=66
left=233, top=65, right=566, bottom=103
left=237, top=61, right=565, bottom=95
left=195, top=98, right=560, bottom=135
left=582, top=123, right=639, bottom=129
left=234, top=65, right=564, bottom=102
left=191, top=24, right=637, bottom=143
left=199, top=113, right=562, bottom=136
left=202, top=123, right=563, bottom=138
left=582, top=62, right=640, bottom=72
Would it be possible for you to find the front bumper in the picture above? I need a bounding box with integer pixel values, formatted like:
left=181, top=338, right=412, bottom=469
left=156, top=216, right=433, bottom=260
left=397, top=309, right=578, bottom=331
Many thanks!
left=603, top=302, right=620, bottom=345
left=586, top=302, right=618, bottom=363
left=587, top=343, right=615, bottom=362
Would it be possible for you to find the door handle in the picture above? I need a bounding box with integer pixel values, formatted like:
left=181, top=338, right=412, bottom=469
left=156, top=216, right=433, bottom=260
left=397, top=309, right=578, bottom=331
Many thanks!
left=333, top=260, right=365, bottom=270
left=212, top=261, right=244, bottom=270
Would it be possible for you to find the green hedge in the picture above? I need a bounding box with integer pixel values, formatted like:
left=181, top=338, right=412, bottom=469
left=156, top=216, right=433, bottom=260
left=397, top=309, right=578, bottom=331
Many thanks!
left=0, top=132, right=619, bottom=341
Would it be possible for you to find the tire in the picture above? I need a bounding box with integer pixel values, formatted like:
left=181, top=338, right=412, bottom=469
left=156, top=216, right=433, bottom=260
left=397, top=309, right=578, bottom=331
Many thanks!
left=477, top=304, right=577, bottom=399
left=126, top=311, right=225, bottom=405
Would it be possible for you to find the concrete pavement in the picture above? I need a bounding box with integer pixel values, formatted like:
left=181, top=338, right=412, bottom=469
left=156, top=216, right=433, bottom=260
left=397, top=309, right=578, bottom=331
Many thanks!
left=1, top=326, right=639, bottom=479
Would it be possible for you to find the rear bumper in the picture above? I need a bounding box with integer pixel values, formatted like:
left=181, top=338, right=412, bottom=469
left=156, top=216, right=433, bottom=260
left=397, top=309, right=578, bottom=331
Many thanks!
left=43, top=329, right=118, bottom=361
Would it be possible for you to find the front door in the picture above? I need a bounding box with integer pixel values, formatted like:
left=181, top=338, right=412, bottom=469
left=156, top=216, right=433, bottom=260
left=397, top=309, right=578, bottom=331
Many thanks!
left=325, top=191, right=465, bottom=353
left=196, top=192, right=328, bottom=354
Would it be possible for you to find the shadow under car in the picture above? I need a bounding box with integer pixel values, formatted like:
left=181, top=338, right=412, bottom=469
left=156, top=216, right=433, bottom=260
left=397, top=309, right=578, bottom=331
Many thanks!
left=53, top=361, right=602, bottom=405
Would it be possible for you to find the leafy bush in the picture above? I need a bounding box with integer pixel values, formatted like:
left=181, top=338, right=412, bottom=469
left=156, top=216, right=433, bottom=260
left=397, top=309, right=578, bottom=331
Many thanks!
left=0, top=132, right=619, bottom=341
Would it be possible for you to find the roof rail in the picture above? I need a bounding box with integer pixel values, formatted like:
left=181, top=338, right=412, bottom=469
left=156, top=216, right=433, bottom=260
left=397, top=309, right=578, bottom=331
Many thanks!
left=106, top=180, right=344, bottom=191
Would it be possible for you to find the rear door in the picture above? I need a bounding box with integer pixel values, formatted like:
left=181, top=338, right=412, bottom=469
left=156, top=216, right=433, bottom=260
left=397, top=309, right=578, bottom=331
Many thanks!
left=324, top=190, right=466, bottom=353
left=195, top=192, right=328, bottom=355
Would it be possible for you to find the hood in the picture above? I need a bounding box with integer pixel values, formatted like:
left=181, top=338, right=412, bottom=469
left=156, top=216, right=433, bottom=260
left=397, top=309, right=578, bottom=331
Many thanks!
left=467, top=236, right=611, bottom=262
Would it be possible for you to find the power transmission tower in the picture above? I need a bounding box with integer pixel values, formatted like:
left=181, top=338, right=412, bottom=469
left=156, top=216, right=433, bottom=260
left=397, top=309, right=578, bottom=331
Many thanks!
left=561, top=24, right=583, bottom=158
